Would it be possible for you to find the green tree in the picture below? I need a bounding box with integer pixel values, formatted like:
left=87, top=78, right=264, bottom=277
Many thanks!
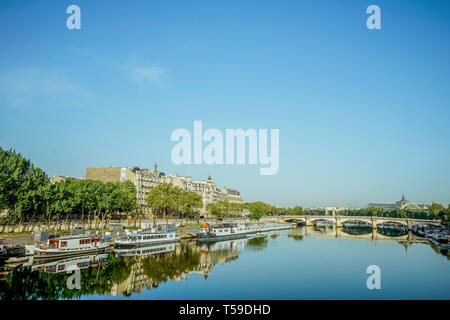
left=118, top=180, right=138, bottom=214
left=206, top=202, right=224, bottom=219
left=146, top=183, right=181, bottom=218
left=430, top=203, right=445, bottom=219
left=287, top=206, right=304, bottom=216
left=0, top=147, right=49, bottom=223
left=179, top=189, right=203, bottom=218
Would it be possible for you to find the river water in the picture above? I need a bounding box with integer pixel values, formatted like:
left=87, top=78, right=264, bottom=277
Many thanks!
left=1, top=226, right=449, bottom=300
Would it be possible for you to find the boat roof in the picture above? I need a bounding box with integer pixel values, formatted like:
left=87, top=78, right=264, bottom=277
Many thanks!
left=49, top=234, right=97, bottom=240
left=123, top=232, right=173, bottom=237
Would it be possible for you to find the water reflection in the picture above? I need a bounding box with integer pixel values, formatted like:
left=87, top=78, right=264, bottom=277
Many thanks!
left=246, top=235, right=269, bottom=250
left=343, top=226, right=373, bottom=235
left=0, top=236, right=266, bottom=300
left=0, top=226, right=448, bottom=300
left=0, top=252, right=130, bottom=300
left=288, top=229, right=304, bottom=241
left=305, top=224, right=412, bottom=240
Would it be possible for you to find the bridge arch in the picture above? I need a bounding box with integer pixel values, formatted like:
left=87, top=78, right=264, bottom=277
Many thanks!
left=310, top=217, right=336, bottom=225
left=376, top=220, right=409, bottom=237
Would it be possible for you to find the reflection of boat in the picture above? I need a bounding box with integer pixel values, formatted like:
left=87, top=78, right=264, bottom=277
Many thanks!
left=115, top=232, right=179, bottom=247
left=247, top=232, right=269, bottom=239
left=198, top=238, right=249, bottom=252
left=31, top=253, right=109, bottom=273
left=4, top=252, right=109, bottom=271
left=33, top=235, right=110, bottom=259
left=114, top=243, right=176, bottom=257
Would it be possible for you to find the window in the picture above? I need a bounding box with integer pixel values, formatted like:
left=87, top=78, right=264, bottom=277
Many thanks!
left=49, top=240, right=59, bottom=249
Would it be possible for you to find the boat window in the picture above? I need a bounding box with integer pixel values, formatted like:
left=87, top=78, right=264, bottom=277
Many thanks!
left=60, top=241, right=67, bottom=248
left=49, top=240, right=59, bottom=249
left=79, top=239, right=91, bottom=245
left=46, top=266, right=57, bottom=272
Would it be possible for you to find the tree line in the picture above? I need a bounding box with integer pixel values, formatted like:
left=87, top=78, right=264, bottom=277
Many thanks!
left=145, top=183, right=305, bottom=221
left=2, top=146, right=448, bottom=226
left=0, top=147, right=137, bottom=225
left=145, top=182, right=203, bottom=219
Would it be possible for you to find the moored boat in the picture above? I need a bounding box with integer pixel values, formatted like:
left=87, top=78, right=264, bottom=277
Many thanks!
left=33, top=234, right=110, bottom=259
left=252, top=223, right=293, bottom=233
left=115, top=231, right=179, bottom=247
left=197, top=222, right=253, bottom=242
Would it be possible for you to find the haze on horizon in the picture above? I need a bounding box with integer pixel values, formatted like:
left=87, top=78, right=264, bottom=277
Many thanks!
left=1, top=0, right=449, bottom=208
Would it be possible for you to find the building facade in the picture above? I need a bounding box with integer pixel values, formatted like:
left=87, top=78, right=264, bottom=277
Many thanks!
left=50, top=175, right=84, bottom=184
left=368, top=195, right=430, bottom=210
left=85, top=164, right=242, bottom=215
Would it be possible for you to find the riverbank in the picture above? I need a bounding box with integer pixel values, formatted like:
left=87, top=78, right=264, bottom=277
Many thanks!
left=1, top=218, right=448, bottom=252
left=0, top=226, right=200, bottom=247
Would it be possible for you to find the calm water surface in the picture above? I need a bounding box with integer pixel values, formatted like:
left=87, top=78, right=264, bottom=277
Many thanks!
left=1, top=226, right=449, bottom=300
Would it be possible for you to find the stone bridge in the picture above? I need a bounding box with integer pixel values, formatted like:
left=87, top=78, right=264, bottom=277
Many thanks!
left=289, top=226, right=430, bottom=244
left=266, top=215, right=440, bottom=230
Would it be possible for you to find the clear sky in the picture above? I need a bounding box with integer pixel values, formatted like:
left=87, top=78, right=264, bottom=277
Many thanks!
left=0, top=0, right=449, bottom=208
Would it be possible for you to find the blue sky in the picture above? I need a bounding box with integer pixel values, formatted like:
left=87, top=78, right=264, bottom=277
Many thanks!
left=0, top=0, right=449, bottom=207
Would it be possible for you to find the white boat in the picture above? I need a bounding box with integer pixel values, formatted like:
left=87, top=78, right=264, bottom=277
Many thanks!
left=253, top=223, right=293, bottom=233
left=115, top=231, right=179, bottom=247
left=197, top=222, right=253, bottom=241
left=33, top=234, right=110, bottom=258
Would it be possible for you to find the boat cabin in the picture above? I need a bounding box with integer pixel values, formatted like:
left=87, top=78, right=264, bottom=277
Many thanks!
left=43, top=235, right=102, bottom=250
